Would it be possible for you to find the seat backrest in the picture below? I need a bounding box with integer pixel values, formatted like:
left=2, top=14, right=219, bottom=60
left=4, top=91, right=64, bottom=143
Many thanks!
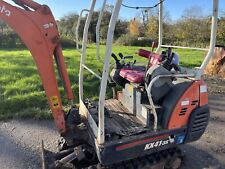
left=146, top=65, right=174, bottom=103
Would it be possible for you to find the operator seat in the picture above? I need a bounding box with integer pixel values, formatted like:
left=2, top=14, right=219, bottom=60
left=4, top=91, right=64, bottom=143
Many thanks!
left=145, top=65, right=174, bottom=103
left=118, top=52, right=162, bottom=84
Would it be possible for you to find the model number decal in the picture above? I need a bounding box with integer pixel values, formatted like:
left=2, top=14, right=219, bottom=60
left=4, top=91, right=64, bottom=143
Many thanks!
left=0, top=5, right=11, bottom=17
left=144, top=136, right=175, bottom=150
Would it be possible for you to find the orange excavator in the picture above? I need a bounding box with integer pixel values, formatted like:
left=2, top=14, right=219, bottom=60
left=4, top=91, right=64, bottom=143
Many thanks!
left=0, top=0, right=73, bottom=134
left=0, top=0, right=219, bottom=169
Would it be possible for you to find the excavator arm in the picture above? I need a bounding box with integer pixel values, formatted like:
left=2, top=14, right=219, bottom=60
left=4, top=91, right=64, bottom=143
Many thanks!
left=0, top=0, right=74, bottom=134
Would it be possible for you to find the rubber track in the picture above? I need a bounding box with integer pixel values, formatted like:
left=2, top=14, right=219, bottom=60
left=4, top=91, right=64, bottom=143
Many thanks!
left=87, top=147, right=184, bottom=169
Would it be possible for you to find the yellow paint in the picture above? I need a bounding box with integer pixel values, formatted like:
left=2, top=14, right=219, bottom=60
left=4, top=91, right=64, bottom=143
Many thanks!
left=128, top=84, right=133, bottom=92
left=50, top=96, right=60, bottom=108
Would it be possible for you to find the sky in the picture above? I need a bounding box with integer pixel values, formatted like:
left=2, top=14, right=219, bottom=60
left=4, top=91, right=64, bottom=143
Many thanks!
left=4, top=0, right=225, bottom=20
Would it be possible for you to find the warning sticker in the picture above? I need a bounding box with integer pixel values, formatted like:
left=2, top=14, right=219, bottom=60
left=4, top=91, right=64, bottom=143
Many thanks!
left=181, top=99, right=190, bottom=106
left=50, top=96, right=60, bottom=108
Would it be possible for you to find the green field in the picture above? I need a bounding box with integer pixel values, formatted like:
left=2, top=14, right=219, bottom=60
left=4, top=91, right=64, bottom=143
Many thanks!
left=0, top=45, right=205, bottom=120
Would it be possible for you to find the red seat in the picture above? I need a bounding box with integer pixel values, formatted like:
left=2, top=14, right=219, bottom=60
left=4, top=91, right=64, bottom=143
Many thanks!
left=119, top=50, right=162, bottom=83
left=120, top=69, right=145, bottom=83
left=119, top=54, right=161, bottom=83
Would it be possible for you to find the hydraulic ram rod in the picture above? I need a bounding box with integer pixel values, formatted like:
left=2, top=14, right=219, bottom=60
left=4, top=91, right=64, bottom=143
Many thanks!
left=12, top=0, right=41, bottom=10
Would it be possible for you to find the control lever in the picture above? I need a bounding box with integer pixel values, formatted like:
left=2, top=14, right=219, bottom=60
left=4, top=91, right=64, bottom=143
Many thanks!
left=131, top=60, right=137, bottom=67
left=111, top=53, right=122, bottom=69
left=123, top=55, right=135, bottom=67
left=118, top=53, right=124, bottom=59
left=123, top=55, right=133, bottom=59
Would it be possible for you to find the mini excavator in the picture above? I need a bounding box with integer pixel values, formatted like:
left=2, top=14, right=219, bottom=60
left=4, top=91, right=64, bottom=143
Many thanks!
left=0, top=0, right=219, bottom=168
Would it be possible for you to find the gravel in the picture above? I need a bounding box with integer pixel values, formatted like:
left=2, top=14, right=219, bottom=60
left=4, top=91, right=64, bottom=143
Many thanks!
left=0, top=120, right=59, bottom=169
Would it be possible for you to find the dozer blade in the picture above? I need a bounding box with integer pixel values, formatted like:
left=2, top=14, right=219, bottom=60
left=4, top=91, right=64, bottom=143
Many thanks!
left=41, top=140, right=80, bottom=169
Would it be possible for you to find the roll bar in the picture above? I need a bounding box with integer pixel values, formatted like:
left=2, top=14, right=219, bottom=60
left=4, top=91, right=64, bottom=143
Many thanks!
left=160, top=45, right=208, bottom=51
left=196, top=0, right=218, bottom=79
left=96, top=0, right=107, bottom=61
left=78, top=0, right=122, bottom=144
left=155, top=0, right=163, bottom=53
left=79, top=0, right=96, bottom=101
left=98, top=0, right=123, bottom=144
left=76, top=9, right=90, bottom=51
left=156, top=0, right=219, bottom=79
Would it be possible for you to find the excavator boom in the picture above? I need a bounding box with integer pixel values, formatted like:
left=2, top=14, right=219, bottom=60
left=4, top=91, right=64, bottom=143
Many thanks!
left=0, top=0, right=74, bottom=134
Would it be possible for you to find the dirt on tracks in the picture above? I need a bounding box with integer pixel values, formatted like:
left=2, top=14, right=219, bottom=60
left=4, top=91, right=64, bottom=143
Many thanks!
left=0, top=75, right=225, bottom=169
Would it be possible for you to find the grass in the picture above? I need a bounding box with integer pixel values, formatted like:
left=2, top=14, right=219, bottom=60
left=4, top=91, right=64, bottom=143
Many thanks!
left=0, top=45, right=205, bottom=120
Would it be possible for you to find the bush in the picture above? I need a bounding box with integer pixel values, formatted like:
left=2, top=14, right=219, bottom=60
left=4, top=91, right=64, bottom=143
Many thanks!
left=0, top=33, right=25, bottom=48
left=60, top=36, right=76, bottom=48
left=116, top=34, right=153, bottom=47
left=0, top=34, right=76, bottom=49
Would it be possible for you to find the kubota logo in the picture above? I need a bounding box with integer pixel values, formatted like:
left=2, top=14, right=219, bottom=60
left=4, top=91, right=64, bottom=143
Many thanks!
left=0, top=5, right=11, bottom=17
left=144, top=136, right=175, bottom=150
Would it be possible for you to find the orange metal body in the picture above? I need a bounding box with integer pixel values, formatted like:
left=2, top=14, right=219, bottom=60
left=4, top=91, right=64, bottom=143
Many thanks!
left=167, top=80, right=208, bottom=129
left=0, top=0, right=73, bottom=134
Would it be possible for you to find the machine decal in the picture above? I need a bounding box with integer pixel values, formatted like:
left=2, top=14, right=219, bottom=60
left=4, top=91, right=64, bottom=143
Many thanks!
left=0, top=5, right=11, bottom=16
left=181, top=99, right=190, bottom=106
left=116, top=134, right=169, bottom=151
left=200, top=85, right=207, bottom=93
left=175, top=134, right=185, bottom=144
left=51, top=96, right=60, bottom=108
left=144, top=136, right=175, bottom=150
left=43, top=23, right=54, bottom=29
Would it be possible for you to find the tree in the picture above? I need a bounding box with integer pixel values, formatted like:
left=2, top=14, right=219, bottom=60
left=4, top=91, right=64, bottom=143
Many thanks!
left=0, top=20, right=7, bottom=33
left=145, top=16, right=158, bottom=40
left=174, top=6, right=210, bottom=47
left=57, top=13, right=79, bottom=38
left=217, top=17, right=225, bottom=44
left=182, top=6, right=204, bottom=20
left=128, top=18, right=140, bottom=36
left=144, top=8, right=172, bottom=41
left=114, top=20, right=128, bottom=39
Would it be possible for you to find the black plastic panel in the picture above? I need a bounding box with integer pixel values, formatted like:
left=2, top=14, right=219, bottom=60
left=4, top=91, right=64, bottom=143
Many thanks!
left=185, top=105, right=210, bottom=143
left=95, top=128, right=187, bottom=165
